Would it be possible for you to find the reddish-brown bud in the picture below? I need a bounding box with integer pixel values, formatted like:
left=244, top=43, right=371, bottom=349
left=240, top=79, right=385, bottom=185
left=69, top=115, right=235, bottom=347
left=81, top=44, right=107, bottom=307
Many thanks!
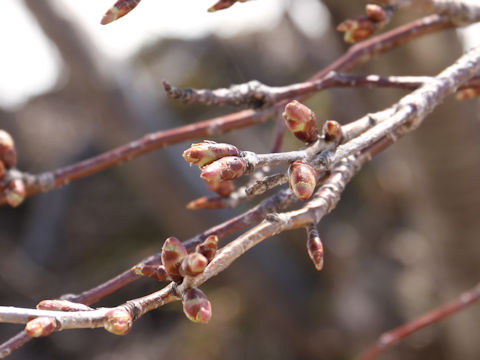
left=180, top=253, right=208, bottom=276
left=456, top=88, right=480, bottom=100
left=306, top=226, right=324, bottom=271
left=0, top=161, right=5, bottom=180
left=366, top=4, right=387, bottom=22
left=104, top=308, right=133, bottom=335
left=186, top=196, right=226, bottom=210
left=208, top=0, right=247, bottom=12
left=161, top=237, right=188, bottom=277
left=337, top=18, right=376, bottom=43
left=0, top=130, right=17, bottom=169
left=25, top=317, right=57, bottom=338
left=132, top=264, right=169, bottom=281
left=101, top=0, right=141, bottom=25
left=6, top=179, right=26, bottom=207
left=201, top=156, right=247, bottom=183
left=182, top=288, right=212, bottom=323
left=207, top=179, right=235, bottom=197
left=283, top=100, right=319, bottom=143
left=195, top=235, right=218, bottom=262
left=37, top=299, right=93, bottom=312
left=288, top=161, right=317, bottom=201
left=323, top=120, right=343, bottom=143
left=183, top=141, right=241, bottom=168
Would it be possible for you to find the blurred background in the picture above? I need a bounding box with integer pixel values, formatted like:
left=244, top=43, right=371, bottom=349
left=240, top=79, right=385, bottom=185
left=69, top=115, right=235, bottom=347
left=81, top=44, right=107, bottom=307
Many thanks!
left=1, top=0, right=480, bottom=359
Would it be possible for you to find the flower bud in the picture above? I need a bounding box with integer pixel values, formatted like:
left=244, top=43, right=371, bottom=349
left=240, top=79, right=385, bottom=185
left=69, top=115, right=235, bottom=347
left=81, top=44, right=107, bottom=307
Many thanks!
left=456, top=88, right=480, bottom=100
left=288, top=161, right=317, bottom=200
left=207, top=179, right=235, bottom=197
left=132, top=264, right=168, bottom=281
left=201, top=156, right=247, bottom=183
left=180, top=253, right=208, bottom=276
left=101, top=0, right=141, bottom=25
left=323, top=120, right=343, bottom=143
left=337, top=18, right=376, bottom=43
left=0, top=130, right=17, bottom=169
left=183, top=141, right=240, bottom=168
left=182, top=288, right=212, bottom=323
left=104, top=308, right=132, bottom=335
left=195, top=235, right=218, bottom=262
left=37, top=299, right=93, bottom=312
left=161, top=237, right=188, bottom=277
left=25, top=317, right=57, bottom=338
left=366, top=4, right=387, bottom=22
left=6, top=179, right=26, bottom=207
left=306, top=226, right=324, bottom=271
left=283, top=100, right=319, bottom=143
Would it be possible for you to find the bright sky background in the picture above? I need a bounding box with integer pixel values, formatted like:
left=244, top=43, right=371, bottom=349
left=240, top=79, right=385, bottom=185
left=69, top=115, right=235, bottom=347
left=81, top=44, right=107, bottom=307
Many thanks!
left=0, top=0, right=477, bottom=108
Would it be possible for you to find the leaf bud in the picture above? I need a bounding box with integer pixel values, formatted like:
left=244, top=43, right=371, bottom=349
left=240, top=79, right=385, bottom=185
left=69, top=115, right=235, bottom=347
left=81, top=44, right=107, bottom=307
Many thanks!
left=288, top=160, right=316, bottom=201
left=161, top=237, right=188, bottom=277
left=25, top=317, right=57, bottom=338
left=37, top=299, right=93, bottom=312
left=282, top=100, right=319, bottom=143
left=306, top=226, right=324, bottom=271
left=322, top=120, right=343, bottom=143
left=180, top=253, right=208, bottom=276
left=0, top=130, right=17, bottom=169
left=195, top=235, right=218, bottom=262
left=201, top=156, right=247, bottom=183
left=6, top=179, right=26, bottom=207
left=104, top=308, right=133, bottom=335
left=182, top=288, right=212, bottom=323
left=132, top=264, right=169, bottom=281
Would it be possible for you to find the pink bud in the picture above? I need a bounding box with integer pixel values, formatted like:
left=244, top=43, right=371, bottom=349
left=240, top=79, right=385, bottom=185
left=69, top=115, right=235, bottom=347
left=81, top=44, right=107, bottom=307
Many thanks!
left=183, top=141, right=240, bottom=168
left=0, top=130, right=17, bottom=169
left=161, top=237, right=188, bottom=277
left=201, top=156, right=247, bottom=183
left=288, top=161, right=317, bottom=200
left=37, top=299, right=93, bottom=312
left=195, top=235, right=218, bottom=262
left=25, top=317, right=57, bottom=338
left=323, top=120, right=343, bottom=143
left=306, top=226, right=324, bottom=271
left=180, top=253, right=208, bottom=276
left=132, top=264, right=169, bottom=281
left=283, top=101, right=319, bottom=143
left=182, top=288, right=212, bottom=323
left=104, top=308, right=133, bottom=335
left=101, top=0, right=142, bottom=25
left=6, top=179, right=26, bottom=207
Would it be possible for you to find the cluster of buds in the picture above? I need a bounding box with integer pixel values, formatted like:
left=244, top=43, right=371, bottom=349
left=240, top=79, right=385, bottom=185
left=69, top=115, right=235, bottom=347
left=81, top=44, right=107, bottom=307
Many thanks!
left=288, top=160, right=317, bottom=201
left=282, top=100, right=319, bottom=143
left=101, top=0, right=142, bottom=25
left=104, top=308, right=133, bottom=335
left=0, top=130, right=25, bottom=207
left=208, top=0, right=249, bottom=12
left=183, top=141, right=246, bottom=196
left=337, top=4, right=389, bottom=43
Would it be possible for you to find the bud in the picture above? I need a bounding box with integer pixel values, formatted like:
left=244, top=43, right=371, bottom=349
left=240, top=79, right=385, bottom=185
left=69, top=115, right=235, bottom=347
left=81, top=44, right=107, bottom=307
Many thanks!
left=337, top=18, right=376, bottom=43
left=132, top=264, right=168, bottom=281
left=182, top=288, right=212, bottom=323
left=104, top=308, right=133, bottom=335
left=306, top=226, right=324, bottom=271
left=161, top=237, right=188, bottom=277
left=207, top=179, right=235, bottom=197
left=186, top=196, right=226, bottom=210
left=0, top=161, right=5, bottom=180
left=288, top=161, right=317, bottom=200
left=180, top=253, right=208, bottom=276
left=183, top=141, right=240, bottom=168
left=0, top=130, right=17, bottom=169
left=208, top=0, right=247, bottom=12
left=101, top=0, right=141, bottom=25
left=201, top=156, right=247, bottom=183
left=37, top=299, right=93, bottom=312
left=195, top=235, right=218, bottom=262
left=283, top=100, right=319, bottom=143
left=456, top=88, right=480, bottom=100
left=6, top=179, right=26, bottom=207
left=366, top=4, right=387, bottom=22
left=25, top=317, right=56, bottom=338
left=322, top=120, right=343, bottom=143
